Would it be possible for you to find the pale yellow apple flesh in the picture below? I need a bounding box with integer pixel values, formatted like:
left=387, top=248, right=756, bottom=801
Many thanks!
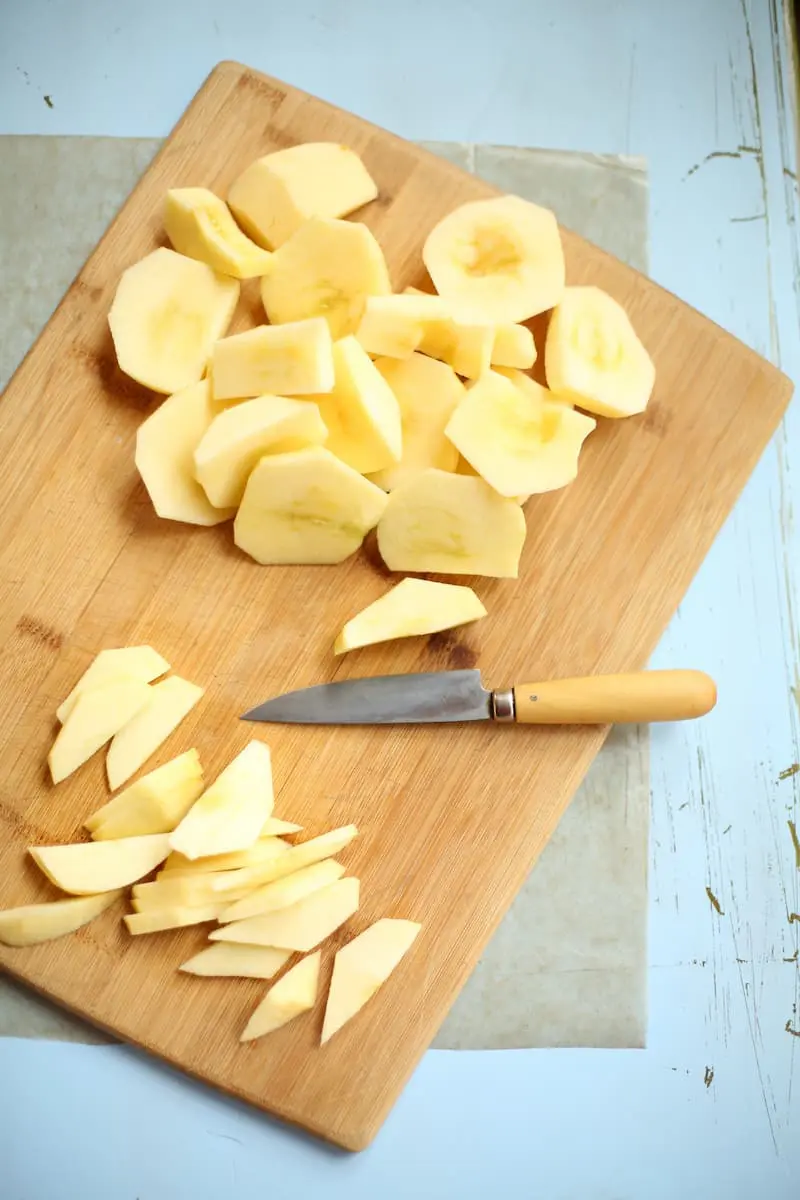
left=491, top=323, right=537, bottom=368
left=48, top=678, right=152, bottom=784
left=218, top=859, right=345, bottom=923
left=57, top=646, right=170, bottom=724
left=86, top=750, right=204, bottom=840
left=211, top=877, right=359, bottom=951
left=240, top=951, right=321, bottom=1042
left=356, top=293, right=447, bottom=359
left=321, top=918, right=421, bottom=1044
left=0, top=890, right=122, bottom=947
left=169, top=741, right=274, bottom=861
left=164, top=187, right=273, bottom=279
left=368, top=354, right=464, bottom=491
left=211, top=318, right=335, bottom=400
left=29, top=834, right=171, bottom=895
left=210, top=825, right=358, bottom=894
left=180, top=942, right=291, bottom=979
left=124, top=904, right=223, bottom=935
left=160, top=836, right=289, bottom=876
left=334, top=577, right=486, bottom=653
left=105, top=676, right=204, bottom=790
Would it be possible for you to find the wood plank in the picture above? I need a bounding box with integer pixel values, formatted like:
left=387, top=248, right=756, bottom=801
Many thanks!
left=0, top=60, right=792, bottom=1150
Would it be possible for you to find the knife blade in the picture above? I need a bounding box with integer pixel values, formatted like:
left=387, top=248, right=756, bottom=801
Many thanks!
left=241, top=668, right=717, bottom=726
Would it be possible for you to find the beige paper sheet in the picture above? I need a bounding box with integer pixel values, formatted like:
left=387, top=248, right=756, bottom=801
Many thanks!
left=0, top=137, right=649, bottom=1050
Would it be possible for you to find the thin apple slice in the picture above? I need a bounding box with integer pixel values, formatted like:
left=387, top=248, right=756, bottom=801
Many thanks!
left=159, top=836, right=289, bottom=876
left=240, top=952, right=321, bottom=1042
left=132, top=871, right=247, bottom=909
left=321, top=918, right=421, bottom=1044
left=106, top=676, right=204, bottom=790
left=48, top=679, right=152, bottom=784
left=334, top=578, right=486, bottom=654
left=219, top=859, right=345, bottom=923
left=180, top=942, right=291, bottom=979
left=261, top=818, right=302, bottom=837
left=57, top=646, right=170, bottom=724
left=0, top=890, right=122, bottom=947
left=210, top=877, right=359, bottom=950
left=29, top=834, right=171, bottom=895
left=86, top=750, right=204, bottom=840
left=124, top=904, right=223, bottom=935
left=211, top=825, right=358, bottom=894
left=169, top=741, right=274, bottom=861
left=368, top=354, right=464, bottom=491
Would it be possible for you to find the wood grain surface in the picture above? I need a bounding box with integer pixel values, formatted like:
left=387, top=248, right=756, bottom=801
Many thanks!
left=0, top=61, right=792, bottom=1151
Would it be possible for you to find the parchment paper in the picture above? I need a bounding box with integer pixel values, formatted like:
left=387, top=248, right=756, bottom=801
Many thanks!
left=0, top=137, right=649, bottom=1050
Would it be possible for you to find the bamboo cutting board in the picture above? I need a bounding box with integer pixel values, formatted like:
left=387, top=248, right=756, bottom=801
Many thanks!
left=0, top=61, right=792, bottom=1150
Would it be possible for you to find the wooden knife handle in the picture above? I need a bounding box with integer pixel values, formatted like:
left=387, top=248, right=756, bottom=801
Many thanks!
left=512, top=670, right=717, bottom=725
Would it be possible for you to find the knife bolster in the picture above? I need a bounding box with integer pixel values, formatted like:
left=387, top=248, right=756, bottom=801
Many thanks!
left=490, top=689, right=516, bottom=722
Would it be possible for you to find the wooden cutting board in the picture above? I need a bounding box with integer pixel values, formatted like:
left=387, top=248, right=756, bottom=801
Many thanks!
left=0, top=61, right=792, bottom=1151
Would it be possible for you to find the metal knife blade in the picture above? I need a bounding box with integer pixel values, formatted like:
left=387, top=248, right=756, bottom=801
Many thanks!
left=241, top=670, right=493, bottom=725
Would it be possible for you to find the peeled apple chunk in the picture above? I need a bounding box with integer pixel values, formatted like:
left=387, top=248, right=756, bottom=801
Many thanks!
left=57, top=646, right=170, bottom=724
left=261, top=818, right=302, bottom=836
left=136, top=380, right=235, bottom=526
left=161, top=836, right=289, bottom=875
left=194, top=395, right=328, bottom=508
left=491, top=323, right=537, bottom=369
left=164, top=187, right=273, bottom=279
left=422, top=195, right=565, bottom=325
left=369, top=354, right=464, bottom=490
left=321, top=918, right=420, bottom=1044
left=211, top=826, right=358, bottom=894
left=87, top=750, right=204, bottom=840
left=377, top=468, right=526, bottom=578
left=418, top=316, right=494, bottom=381
left=544, top=285, right=656, bottom=418
left=211, top=319, right=334, bottom=400
left=494, top=366, right=572, bottom=408
left=234, top=447, right=388, bottom=566
left=49, top=679, right=152, bottom=784
left=228, top=142, right=378, bottom=250
left=106, top=676, right=205, bottom=790
left=211, top=877, right=360, bottom=951
left=132, top=873, right=239, bottom=908
left=219, top=859, right=346, bottom=923
left=0, top=891, right=122, bottom=947
left=445, top=370, right=596, bottom=498
left=179, top=942, right=291, bottom=979
left=335, top=578, right=487, bottom=654
left=356, top=293, right=447, bottom=359
left=169, top=741, right=274, bottom=861
left=29, top=834, right=171, bottom=895
left=124, top=904, right=223, bottom=935
left=240, top=951, right=321, bottom=1042
left=260, top=218, right=391, bottom=340
left=109, top=248, right=239, bottom=394
left=306, top=338, right=402, bottom=474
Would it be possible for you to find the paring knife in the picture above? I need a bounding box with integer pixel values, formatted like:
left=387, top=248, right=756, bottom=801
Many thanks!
left=241, top=669, right=717, bottom=726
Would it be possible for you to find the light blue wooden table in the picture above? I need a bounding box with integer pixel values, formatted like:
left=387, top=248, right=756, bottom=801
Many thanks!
left=1, top=1, right=799, bottom=1196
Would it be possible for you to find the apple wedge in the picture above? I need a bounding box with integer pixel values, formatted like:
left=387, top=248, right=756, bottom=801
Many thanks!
left=57, top=646, right=170, bottom=724
left=418, top=316, right=494, bottom=380
left=368, top=354, right=464, bottom=491
left=212, top=319, right=335, bottom=401
left=169, top=741, right=274, bottom=861
left=86, top=750, right=204, bottom=840
left=0, top=890, right=122, bottom=947
left=29, top=834, right=171, bottom=895
left=164, top=187, right=273, bottom=279
left=356, top=293, right=448, bottom=359
left=132, top=872, right=246, bottom=909
left=179, top=942, right=291, bottom=979
left=211, top=878, right=359, bottom=951
left=491, top=323, right=537, bottom=369
left=321, top=918, right=421, bottom=1044
left=106, top=676, right=204, bottom=790
left=306, top=338, right=402, bottom=474
left=160, top=836, right=289, bottom=876
left=494, top=366, right=573, bottom=408
left=124, top=904, right=223, bottom=935
left=240, top=952, right=321, bottom=1042
left=218, top=859, right=346, bottom=923
left=48, top=678, right=152, bottom=784
left=334, top=578, right=486, bottom=654
left=210, top=825, right=358, bottom=894
left=261, top=818, right=302, bottom=837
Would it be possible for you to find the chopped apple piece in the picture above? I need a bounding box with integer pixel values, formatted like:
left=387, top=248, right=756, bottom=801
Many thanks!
left=109, top=247, right=239, bottom=394
left=305, top=338, right=402, bottom=474
left=211, top=319, right=334, bottom=400
left=321, top=918, right=421, bottom=1044
left=228, top=143, right=378, bottom=249
left=105, top=676, right=204, bottom=790
left=445, top=370, right=596, bottom=497
left=423, top=194, right=564, bottom=324
left=211, top=878, right=359, bottom=951
left=124, top=904, right=223, bottom=935
left=164, top=188, right=273, bottom=279
left=180, top=942, right=291, bottom=979
left=334, top=578, right=486, bottom=654
left=491, top=323, right=536, bottom=369
left=211, top=826, right=358, bottom=894
left=544, top=285, right=655, bottom=418
left=368, top=354, right=464, bottom=490
left=261, top=818, right=302, bottom=836
left=29, top=834, right=171, bottom=895
left=48, top=679, right=152, bottom=784
left=356, top=293, right=447, bottom=359
left=377, top=468, right=526, bottom=578
left=86, top=750, right=204, bottom=840
left=132, top=872, right=247, bottom=909
left=57, top=646, right=170, bottom=724
left=160, top=836, right=289, bottom=876
left=219, top=859, right=346, bottom=923
left=261, top=218, right=391, bottom=340
left=240, top=952, right=321, bottom=1042
left=193, top=395, right=327, bottom=508
left=234, top=447, right=388, bottom=566
left=494, top=366, right=573, bottom=408
left=169, top=741, right=274, bottom=861
left=136, top=379, right=235, bottom=526
left=418, top=315, right=494, bottom=380
left=0, top=891, right=122, bottom=947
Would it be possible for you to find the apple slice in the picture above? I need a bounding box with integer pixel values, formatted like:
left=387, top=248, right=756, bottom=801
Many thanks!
left=240, top=952, right=321, bottom=1042
left=494, top=366, right=573, bottom=408
left=212, top=319, right=335, bottom=401
left=57, top=646, right=170, bottom=724
left=356, top=293, right=448, bottom=359
left=124, top=904, right=223, bottom=935
left=180, top=942, right=291, bottom=979
left=86, top=750, right=204, bottom=840
left=164, top=188, right=273, bottom=279
left=169, top=741, right=274, bottom=861
left=261, top=818, right=302, bottom=837
left=132, top=872, right=246, bottom=909
left=48, top=678, right=152, bottom=784
left=106, top=676, right=204, bottom=790
left=368, top=354, right=464, bottom=491
left=491, top=323, right=536, bottom=369
left=334, top=578, right=486, bottom=653
left=321, top=918, right=421, bottom=1044
left=0, top=890, right=122, bottom=947
left=218, top=859, right=346, bottom=923
left=211, top=878, right=359, bottom=951
left=418, top=316, right=494, bottom=380
left=29, top=834, right=171, bottom=894
left=211, top=825, right=358, bottom=894
left=160, top=836, right=289, bottom=876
